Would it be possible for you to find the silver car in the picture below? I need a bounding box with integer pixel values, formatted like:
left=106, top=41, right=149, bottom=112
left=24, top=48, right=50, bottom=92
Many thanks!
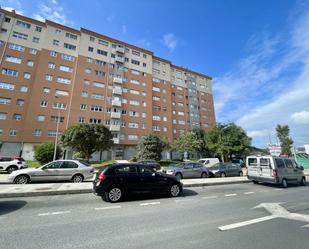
left=162, top=162, right=209, bottom=179
left=8, top=160, right=94, bottom=184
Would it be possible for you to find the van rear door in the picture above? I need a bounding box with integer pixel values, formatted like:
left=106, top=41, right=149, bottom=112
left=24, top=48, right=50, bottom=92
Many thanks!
left=247, top=157, right=259, bottom=177
left=259, top=157, right=273, bottom=181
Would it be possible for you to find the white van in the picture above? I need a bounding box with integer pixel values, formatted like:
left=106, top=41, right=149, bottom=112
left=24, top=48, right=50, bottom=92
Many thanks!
left=198, top=158, right=220, bottom=168
left=246, top=156, right=306, bottom=188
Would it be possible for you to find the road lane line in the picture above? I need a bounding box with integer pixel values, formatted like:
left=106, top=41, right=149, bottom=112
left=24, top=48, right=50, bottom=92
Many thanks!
left=224, top=194, right=237, bottom=197
left=95, top=206, right=121, bottom=210
left=202, top=195, right=218, bottom=199
left=174, top=198, right=196, bottom=202
left=38, top=211, right=71, bottom=216
left=218, top=215, right=276, bottom=231
left=244, top=192, right=254, bottom=195
left=259, top=190, right=269, bottom=193
left=275, top=189, right=283, bottom=191
left=140, top=202, right=161, bottom=206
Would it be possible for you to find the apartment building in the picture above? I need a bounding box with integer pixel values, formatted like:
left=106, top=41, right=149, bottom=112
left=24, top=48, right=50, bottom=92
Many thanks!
left=0, top=9, right=216, bottom=160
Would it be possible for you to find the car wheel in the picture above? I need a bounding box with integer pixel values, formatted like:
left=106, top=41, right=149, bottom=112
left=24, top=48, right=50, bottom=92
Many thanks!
left=253, top=180, right=259, bottom=184
left=300, top=177, right=306, bottom=186
left=201, top=172, right=208, bottom=178
left=281, top=178, right=288, bottom=188
left=107, top=187, right=122, bottom=203
left=7, top=166, right=17, bottom=174
left=239, top=171, right=243, bottom=176
left=14, top=175, right=29, bottom=184
left=175, top=173, right=182, bottom=180
left=170, top=184, right=181, bottom=197
left=220, top=172, right=226, bottom=177
left=72, top=174, right=84, bottom=183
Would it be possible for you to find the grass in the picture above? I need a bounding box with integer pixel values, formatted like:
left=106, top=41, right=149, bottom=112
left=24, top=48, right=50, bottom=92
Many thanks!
left=26, top=160, right=41, bottom=167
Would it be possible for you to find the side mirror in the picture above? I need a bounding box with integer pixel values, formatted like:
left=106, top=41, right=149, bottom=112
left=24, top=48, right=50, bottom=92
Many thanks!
left=300, top=166, right=304, bottom=171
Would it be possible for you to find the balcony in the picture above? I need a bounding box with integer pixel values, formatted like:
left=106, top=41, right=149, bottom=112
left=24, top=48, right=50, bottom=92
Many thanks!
left=115, top=56, right=124, bottom=63
left=112, top=87, right=122, bottom=95
left=113, top=77, right=123, bottom=84
left=110, top=125, right=121, bottom=132
left=111, top=112, right=121, bottom=119
left=112, top=137, right=120, bottom=144
left=112, top=99, right=122, bottom=107
left=116, top=46, right=125, bottom=54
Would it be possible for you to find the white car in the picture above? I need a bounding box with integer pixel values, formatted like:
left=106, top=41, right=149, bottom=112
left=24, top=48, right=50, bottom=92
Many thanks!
left=198, top=158, right=220, bottom=168
left=8, top=160, right=94, bottom=184
left=0, top=156, right=27, bottom=173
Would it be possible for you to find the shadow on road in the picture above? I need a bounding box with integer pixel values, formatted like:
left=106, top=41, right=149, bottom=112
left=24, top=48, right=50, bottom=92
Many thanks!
left=0, top=200, right=27, bottom=216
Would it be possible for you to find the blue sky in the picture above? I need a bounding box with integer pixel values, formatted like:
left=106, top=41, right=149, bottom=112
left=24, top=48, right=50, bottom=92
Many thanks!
left=1, top=0, right=309, bottom=148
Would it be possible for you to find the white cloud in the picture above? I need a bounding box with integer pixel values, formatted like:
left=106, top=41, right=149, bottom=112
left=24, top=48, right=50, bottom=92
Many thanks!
left=0, top=0, right=23, bottom=14
left=121, top=25, right=127, bottom=34
left=137, top=39, right=151, bottom=48
left=163, top=33, right=178, bottom=52
left=33, top=0, right=73, bottom=25
left=291, top=110, right=309, bottom=124
left=106, top=15, right=115, bottom=22
left=214, top=3, right=309, bottom=147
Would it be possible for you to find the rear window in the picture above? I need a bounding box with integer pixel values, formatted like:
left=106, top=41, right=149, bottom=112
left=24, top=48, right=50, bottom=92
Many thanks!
left=78, top=160, right=91, bottom=167
left=248, top=158, right=258, bottom=167
left=260, top=158, right=270, bottom=167
left=275, top=158, right=285, bottom=168
left=284, top=159, right=294, bottom=168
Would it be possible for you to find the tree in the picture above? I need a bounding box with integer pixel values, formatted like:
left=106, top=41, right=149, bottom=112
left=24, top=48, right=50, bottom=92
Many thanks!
left=61, top=124, right=113, bottom=160
left=191, top=127, right=211, bottom=157
left=172, top=131, right=203, bottom=158
left=207, top=123, right=251, bottom=162
left=34, top=141, right=62, bottom=164
left=136, top=134, right=165, bottom=161
left=276, top=124, right=293, bottom=156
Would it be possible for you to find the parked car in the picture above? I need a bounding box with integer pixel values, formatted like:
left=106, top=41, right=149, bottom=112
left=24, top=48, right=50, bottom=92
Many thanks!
left=161, top=162, right=209, bottom=179
left=208, top=162, right=243, bottom=177
left=246, top=156, right=306, bottom=188
left=231, top=158, right=245, bottom=167
left=8, top=160, right=94, bottom=184
left=93, top=163, right=182, bottom=202
left=137, top=160, right=161, bottom=171
left=0, top=156, right=27, bottom=173
left=197, top=158, right=220, bottom=168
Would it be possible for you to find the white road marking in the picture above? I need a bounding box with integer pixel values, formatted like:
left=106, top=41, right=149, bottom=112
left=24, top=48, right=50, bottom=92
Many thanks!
left=244, top=192, right=254, bottom=195
left=174, top=198, right=196, bottom=202
left=275, top=189, right=283, bottom=191
left=38, top=211, right=71, bottom=216
left=202, top=195, right=218, bottom=199
left=259, top=190, right=269, bottom=193
left=94, top=206, right=121, bottom=210
left=140, top=202, right=161, bottom=206
left=224, top=193, right=237, bottom=197
left=219, top=215, right=275, bottom=231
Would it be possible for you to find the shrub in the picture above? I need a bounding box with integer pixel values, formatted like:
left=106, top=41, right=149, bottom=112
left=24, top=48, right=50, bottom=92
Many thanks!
left=34, top=141, right=62, bottom=164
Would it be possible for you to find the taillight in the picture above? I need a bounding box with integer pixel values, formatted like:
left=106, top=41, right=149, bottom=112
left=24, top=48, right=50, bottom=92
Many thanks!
left=272, top=169, right=278, bottom=177
left=97, top=172, right=107, bottom=183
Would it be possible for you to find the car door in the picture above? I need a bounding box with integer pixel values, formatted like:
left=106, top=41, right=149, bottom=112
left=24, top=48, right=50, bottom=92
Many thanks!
left=138, top=165, right=161, bottom=192
left=192, top=163, right=203, bottom=178
left=182, top=163, right=194, bottom=178
left=114, top=165, right=140, bottom=192
left=58, top=161, right=79, bottom=181
left=32, top=161, right=62, bottom=182
left=284, top=159, right=298, bottom=182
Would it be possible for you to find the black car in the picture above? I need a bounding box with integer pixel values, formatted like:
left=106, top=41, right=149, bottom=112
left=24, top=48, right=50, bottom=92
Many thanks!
left=93, top=163, right=182, bottom=202
left=208, top=162, right=243, bottom=177
left=137, top=160, right=161, bottom=171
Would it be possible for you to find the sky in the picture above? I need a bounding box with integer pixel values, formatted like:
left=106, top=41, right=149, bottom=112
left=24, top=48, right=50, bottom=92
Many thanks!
left=1, top=0, right=309, bottom=148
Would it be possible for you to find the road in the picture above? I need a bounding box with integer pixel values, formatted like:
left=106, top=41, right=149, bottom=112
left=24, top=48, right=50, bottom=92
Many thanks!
left=1, top=183, right=309, bottom=249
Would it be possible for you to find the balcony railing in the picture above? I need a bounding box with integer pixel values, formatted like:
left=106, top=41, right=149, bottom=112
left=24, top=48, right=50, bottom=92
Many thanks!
left=116, top=46, right=125, bottom=54
left=115, top=56, right=124, bottom=63
left=111, top=112, right=121, bottom=119
left=113, top=77, right=123, bottom=84
left=112, top=137, right=120, bottom=144
left=112, top=88, right=122, bottom=95
left=111, top=100, right=122, bottom=107
left=110, top=125, right=121, bottom=132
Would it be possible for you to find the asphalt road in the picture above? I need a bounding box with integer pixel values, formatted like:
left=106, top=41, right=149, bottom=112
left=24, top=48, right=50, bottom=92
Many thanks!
left=1, top=183, right=309, bottom=249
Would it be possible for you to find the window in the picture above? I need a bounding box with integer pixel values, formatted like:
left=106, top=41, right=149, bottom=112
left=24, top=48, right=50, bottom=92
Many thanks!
left=5, top=56, right=22, bottom=64
left=152, top=115, right=161, bottom=121
left=50, top=51, right=57, bottom=57
left=129, top=111, right=139, bottom=117
left=43, top=87, right=50, bottom=94
left=55, top=29, right=61, bottom=34
left=0, top=82, right=15, bottom=90
left=48, top=130, right=58, bottom=137
left=91, top=93, right=104, bottom=100
left=76, top=103, right=86, bottom=111
left=98, top=39, right=108, bottom=46
left=163, top=116, right=167, bottom=122
left=13, top=31, right=28, bottom=40
left=128, top=123, right=139, bottom=128
left=152, top=126, right=161, bottom=131
left=85, top=68, right=91, bottom=74
left=61, top=53, right=75, bottom=61
left=29, top=48, right=37, bottom=55
left=132, top=50, right=140, bottom=56
left=128, top=135, right=138, bottom=141
left=35, top=26, right=42, bottom=32
left=79, top=117, right=85, bottom=123
left=95, top=70, right=105, bottom=77
left=89, top=36, right=95, bottom=42
left=24, top=73, right=31, bottom=79
left=152, top=96, right=160, bottom=101
left=260, top=158, right=270, bottom=167
left=89, top=118, right=102, bottom=124
left=9, top=129, right=17, bottom=136
left=275, top=158, right=285, bottom=168
left=0, top=98, right=11, bottom=105
left=59, top=65, right=73, bottom=72
left=53, top=40, right=59, bottom=46
left=9, top=43, right=25, bottom=52
left=87, top=57, right=93, bottom=63
left=20, top=86, right=28, bottom=92
left=1, top=28, right=8, bottom=33
left=88, top=46, right=93, bottom=52
left=16, top=20, right=31, bottom=29
left=65, top=32, right=77, bottom=40
left=130, top=89, right=140, bottom=95
left=13, top=114, right=22, bottom=121
left=131, top=59, right=140, bottom=65
left=32, top=37, right=39, bottom=43
left=131, top=70, right=140, bottom=75
left=45, top=74, right=53, bottom=81
left=142, top=112, right=146, bottom=118
left=115, top=166, right=138, bottom=175
left=97, top=49, right=108, bottom=56
left=48, top=63, right=55, bottom=69
left=0, top=112, right=7, bottom=120
left=40, top=100, right=48, bottom=107
left=130, top=79, right=139, bottom=85
left=129, top=100, right=140, bottom=106
left=178, top=111, right=184, bottom=116
left=55, top=90, right=69, bottom=96
left=93, top=82, right=105, bottom=88
left=2, top=68, right=18, bottom=77
left=16, top=99, right=24, bottom=106
left=57, top=77, right=71, bottom=84
left=96, top=59, right=106, bottom=66
left=33, top=129, right=42, bottom=136
left=90, top=105, right=103, bottom=112
left=152, top=87, right=160, bottom=92
left=53, top=102, right=66, bottom=109
left=64, top=43, right=76, bottom=51
left=27, top=60, right=34, bottom=67
left=248, top=158, right=257, bottom=167
left=178, top=120, right=185, bottom=125
left=5, top=17, right=11, bottom=23
left=143, top=63, right=147, bottom=67
left=50, top=116, right=65, bottom=123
